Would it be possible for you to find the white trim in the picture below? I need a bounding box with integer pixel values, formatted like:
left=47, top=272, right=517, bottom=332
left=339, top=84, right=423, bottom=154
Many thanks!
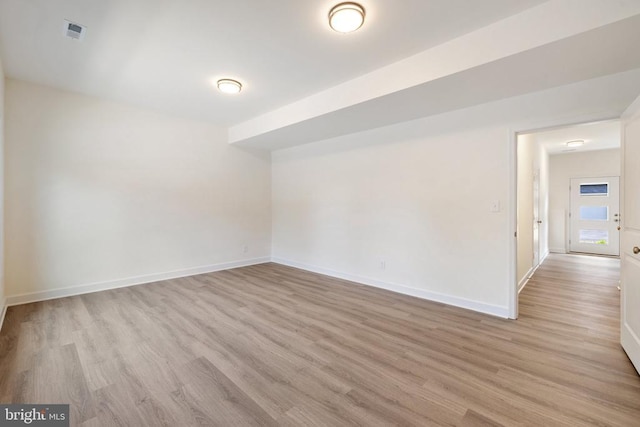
left=540, top=250, right=550, bottom=264
left=272, top=257, right=510, bottom=319
left=518, top=266, right=535, bottom=294
left=518, top=257, right=548, bottom=294
left=0, top=298, right=7, bottom=333
left=5, top=257, right=271, bottom=307
left=622, top=321, right=640, bottom=375
left=508, top=112, right=622, bottom=320
left=518, top=248, right=551, bottom=295
left=508, top=128, right=518, bottom=319
left=518, top=278, right=531, bottom=294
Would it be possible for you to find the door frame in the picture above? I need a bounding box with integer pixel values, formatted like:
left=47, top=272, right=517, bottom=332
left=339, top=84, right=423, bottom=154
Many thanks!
left=508, top=113, right=620, bottom=319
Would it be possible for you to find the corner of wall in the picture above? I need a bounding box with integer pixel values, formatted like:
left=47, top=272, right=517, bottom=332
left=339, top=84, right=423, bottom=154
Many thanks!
left=4, top=81, right=273, bottom=302
left=5, top=257, right=271, bottom=307
left=271, top=257, right=510, bottom=319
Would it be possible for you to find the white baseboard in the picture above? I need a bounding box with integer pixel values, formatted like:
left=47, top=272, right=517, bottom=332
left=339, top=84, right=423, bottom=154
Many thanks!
left=271, top=257, right=509, bottom=319
left=518, top=266, right=546, bottom=294
left=549, top=247, right=566, bottom=254
left=518, top=252, right=549, bottom=295
left=5, top=257, right=271, bottom=307
left=517, top=276, right=530, bottom=294
left=0, top=297, right=7, bottom=333
left=622, top=322, right=640, bottom=375
left=540, top=250, right=550, bottom=263
left=517, top=266, right=535, bottom=294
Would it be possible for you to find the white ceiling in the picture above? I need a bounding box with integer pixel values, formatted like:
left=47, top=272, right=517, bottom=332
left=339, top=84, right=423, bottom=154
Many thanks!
left=228, top=3, right=640, bottom=150
left=0, top=0, right=545, bottom=125
left=525, top=120, right=621, bottom=155
left=3, top=0, right=640, bottom=152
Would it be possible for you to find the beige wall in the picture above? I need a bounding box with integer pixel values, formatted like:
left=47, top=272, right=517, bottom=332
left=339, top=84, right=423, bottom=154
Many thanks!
left=536, top=141, right=550, bottom=261
left=4, top=79, right=272, bottom=301
left=548, top=148, right=620, bottom=252
left=517, top=134, right=534, bottom=287
left=517, top=134, right=550, bottom=291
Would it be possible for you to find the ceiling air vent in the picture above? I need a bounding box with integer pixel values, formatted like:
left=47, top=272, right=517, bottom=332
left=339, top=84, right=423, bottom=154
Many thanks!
left=63, top=20, right=87, bottom=41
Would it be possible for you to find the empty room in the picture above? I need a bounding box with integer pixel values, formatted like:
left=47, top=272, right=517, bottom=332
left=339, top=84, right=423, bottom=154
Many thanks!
left=1, top=1, right=640, bottom=426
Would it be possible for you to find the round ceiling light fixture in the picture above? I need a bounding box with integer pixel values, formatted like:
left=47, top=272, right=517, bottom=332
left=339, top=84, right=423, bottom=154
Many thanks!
left=329, top=2, right=365, bottom=33
left=217, top=78, right=242, bottom=94
left=566, top=139, right=585, bottom=148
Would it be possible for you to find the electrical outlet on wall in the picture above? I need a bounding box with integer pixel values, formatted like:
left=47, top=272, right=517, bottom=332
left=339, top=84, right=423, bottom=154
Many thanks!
left=243, top=245, right=248, bottom=253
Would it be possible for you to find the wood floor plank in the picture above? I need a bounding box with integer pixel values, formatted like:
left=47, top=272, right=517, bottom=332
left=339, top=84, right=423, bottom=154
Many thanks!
left=0, top=253, right=639, bottom=426
left=177, top=357, right=279, bottom=427
left=16, top=343, right=96, bottom=424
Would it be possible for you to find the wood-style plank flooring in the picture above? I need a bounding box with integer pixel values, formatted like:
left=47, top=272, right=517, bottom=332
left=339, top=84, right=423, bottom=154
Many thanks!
left=1, top=254, right=639, bottom=426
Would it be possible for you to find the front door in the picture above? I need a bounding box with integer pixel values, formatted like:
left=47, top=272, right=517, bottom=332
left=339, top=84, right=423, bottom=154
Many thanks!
left=621, top=97, right=640, bottom=374
left=569, top=176, right=620, bottom=256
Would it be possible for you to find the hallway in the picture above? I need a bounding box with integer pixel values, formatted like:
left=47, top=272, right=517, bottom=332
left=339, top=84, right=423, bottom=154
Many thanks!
left=516, top=253, right=639, bottom=424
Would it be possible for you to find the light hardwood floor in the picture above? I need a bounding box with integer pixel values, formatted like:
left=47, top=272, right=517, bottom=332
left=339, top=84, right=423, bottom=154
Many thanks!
left=0, top=254, right=639, bottom=426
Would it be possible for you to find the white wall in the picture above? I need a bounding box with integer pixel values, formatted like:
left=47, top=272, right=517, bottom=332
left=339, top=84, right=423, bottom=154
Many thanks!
left=0, top=58, right=5, bottom=317
left=548, top=148, right=620, bottom=253
left=272, top=71, right=637, bottom=319
left=273, top=123, right=511, bottom=316
left=4, top=79, right=271, bottom=302
left=517, top=134, right=534, bottom=287
left=3, top=70, right=635, bottom=317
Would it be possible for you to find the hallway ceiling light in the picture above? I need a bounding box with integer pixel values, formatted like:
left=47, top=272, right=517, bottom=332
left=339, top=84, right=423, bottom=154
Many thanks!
left=566, top=140, right=585, bottom=147
left=329, top=2, right=365, bottom=33
left=217, top=79, right=242, bottom=94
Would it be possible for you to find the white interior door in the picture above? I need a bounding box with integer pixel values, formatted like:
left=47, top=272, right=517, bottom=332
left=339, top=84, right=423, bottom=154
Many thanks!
left=621, top=98, right=640, bottom=374
left=569, top=176, right=620, bottom=256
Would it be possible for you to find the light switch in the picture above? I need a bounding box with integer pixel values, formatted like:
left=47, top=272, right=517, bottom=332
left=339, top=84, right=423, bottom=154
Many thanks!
left=490, top=200, right=501, bottom=213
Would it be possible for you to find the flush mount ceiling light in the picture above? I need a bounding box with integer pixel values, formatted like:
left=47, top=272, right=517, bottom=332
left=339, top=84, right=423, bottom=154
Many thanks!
left=216, top=79, right=242, bottom=94
left=329, top=2, right=365, bottom=33
left=566, top=139, right=585, bottom=148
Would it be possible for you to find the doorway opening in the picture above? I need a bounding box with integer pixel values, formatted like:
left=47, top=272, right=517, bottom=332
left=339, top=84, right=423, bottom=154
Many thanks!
left=515, top=119, right=621, bottom=316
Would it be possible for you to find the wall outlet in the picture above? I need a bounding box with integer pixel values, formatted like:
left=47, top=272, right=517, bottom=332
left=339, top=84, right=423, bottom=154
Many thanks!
left=243, top=245, right=248, bottom=253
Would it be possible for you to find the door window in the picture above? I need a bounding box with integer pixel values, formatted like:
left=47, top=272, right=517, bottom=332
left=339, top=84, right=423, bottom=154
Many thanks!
left=579, top=229, right=609, bottom=245
left=579, top=206, right=608, bottom=221
left=580, top=183, right=608, bottom=196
